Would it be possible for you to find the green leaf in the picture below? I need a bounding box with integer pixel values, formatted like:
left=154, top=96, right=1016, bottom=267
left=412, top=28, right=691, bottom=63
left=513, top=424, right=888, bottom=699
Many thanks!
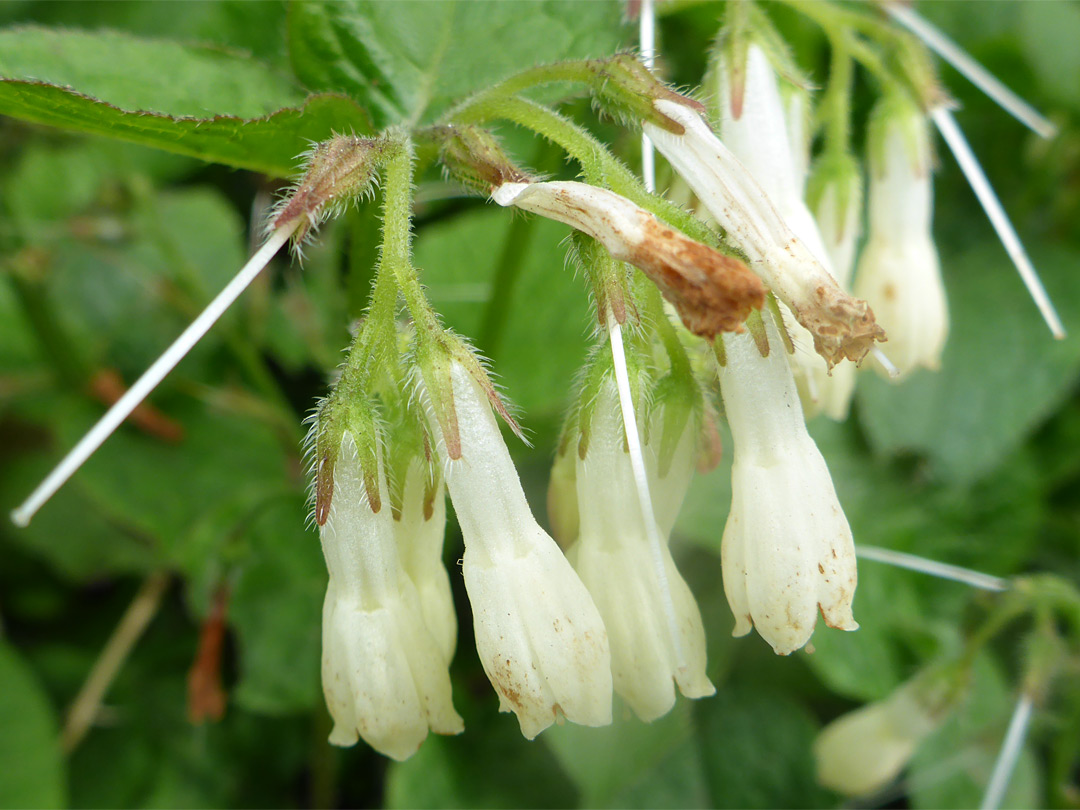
left=230, top=496, right=324, bottom=715
left=857, top=243, right=1080, bottom=484
left=695, top=686, right=831, bottom=809
left=0, top=639, right=66, bottom=808
left=0, top=26, right=302, bottom=118
left=288, top=0, right=626, bottom=128
left=0, top=82, right=371, bottom=177
left=544, top=702, right=710, bottom=808
left=384, top=693, right=578, bottom=809
left=1019, top=2, right=1080, bottom=111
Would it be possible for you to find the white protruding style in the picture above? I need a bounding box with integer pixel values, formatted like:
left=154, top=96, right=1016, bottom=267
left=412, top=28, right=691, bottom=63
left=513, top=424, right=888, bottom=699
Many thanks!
left=571, top=373, right=713, bottom=721
left=320, top=433, right=463, bottom=760
left=717, top=310, right=858, bottom=655
left=885, top=2, right=1057, bottom=139
left=421, top=360, right=613, bottom=739
left=11, top=223, right=298, bottom=527
left=931, top=105, right=1065, bottom=339
left=980, top=692, right=1036, bottom=810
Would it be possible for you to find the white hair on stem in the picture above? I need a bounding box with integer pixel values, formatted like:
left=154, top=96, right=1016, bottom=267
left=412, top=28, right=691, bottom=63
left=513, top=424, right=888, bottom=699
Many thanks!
left=884, top=3, right=1057, bottom=140
left=930, top=106, right=1065, bottom=339
left=980, top=692, right=1035, bottom=810
left=10, top=222, right=299, bottom=527
left=607, top=317, right=685, bottom=670
left=856, top=545, right=1010, bottom=593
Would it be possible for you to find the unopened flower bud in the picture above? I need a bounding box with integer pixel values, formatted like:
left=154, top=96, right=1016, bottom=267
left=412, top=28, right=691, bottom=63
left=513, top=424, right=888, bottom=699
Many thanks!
left=271, top=135, right=385, bottom=244
left=419, top=358, right=613, bottom=739
left=393, top=458, right=457, bottom=665
left=814, top=667, right=966, bottom=795
left=492, top=180, right=764, bottom=338
left=717, top=310, right=858, bottom=655
left=319, top=432, right=463, bottom=760
left=854, top=96, right=948, bottom=379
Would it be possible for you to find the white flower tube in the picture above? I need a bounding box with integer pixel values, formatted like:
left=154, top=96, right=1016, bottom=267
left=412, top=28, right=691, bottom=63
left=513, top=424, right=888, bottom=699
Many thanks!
left=393, top=459, right=457, bottom=665
left=814, top=671, right=960, bottom=796
left=319, top=433, right=463, bottom=760
left=716, top=44, right=855, bottom=416
left=572, top=381, right=714, bottom=721
left=421, top=360, right=613, bottom=739
left=854, top=98, right=948, bottom=379
left=492, top=180, right=764, bottom=338
left=717, top=310, right=858, bottom=655
left=645, top=98, right=884, bottom=366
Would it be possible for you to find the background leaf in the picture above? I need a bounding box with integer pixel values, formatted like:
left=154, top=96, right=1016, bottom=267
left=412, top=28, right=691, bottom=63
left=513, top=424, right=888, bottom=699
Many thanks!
left=0, top=639, right=66, bottom=809
left=288, top=0, right=626, bottom=128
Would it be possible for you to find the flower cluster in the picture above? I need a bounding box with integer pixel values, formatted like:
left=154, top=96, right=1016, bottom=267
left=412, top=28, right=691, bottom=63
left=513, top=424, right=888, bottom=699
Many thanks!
left=10, top=3, right=1063, bottom=789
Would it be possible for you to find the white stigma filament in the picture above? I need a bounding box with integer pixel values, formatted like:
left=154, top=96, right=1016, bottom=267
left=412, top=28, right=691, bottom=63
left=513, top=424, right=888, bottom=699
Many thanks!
left=980, top=692, right=1035, bottom=810
left=10, top=222, right=299, bottom=527
left=931, top=106, right=1065, bottom=339
left=607, top=319, right=685, bottom=670
left=871, top=346, right=901, bottom=379
left=639, top=0, right=657, bottom=194
left=856, top=545, right=1010, bottom=593
left=885, top=3, right=1057, bottom=140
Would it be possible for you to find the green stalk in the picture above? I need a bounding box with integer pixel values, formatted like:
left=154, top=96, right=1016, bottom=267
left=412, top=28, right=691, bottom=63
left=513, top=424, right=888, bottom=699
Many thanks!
left=451, top=94, right=716, bottom=246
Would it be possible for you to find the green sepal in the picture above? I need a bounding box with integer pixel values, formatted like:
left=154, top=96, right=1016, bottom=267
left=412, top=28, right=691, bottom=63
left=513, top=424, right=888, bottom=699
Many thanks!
left=806, top=151, right=863, bottom=236
left=866, top=90, right=931, bottom=179
left=427, top=124, right=532, bottom=195
left=570, top=232, right=636, bottom=329
left=586, top=53, right=707, bottom=135
left=649, top=366, right=703, bottom=479
left=382, top=390, right=440, bottom=522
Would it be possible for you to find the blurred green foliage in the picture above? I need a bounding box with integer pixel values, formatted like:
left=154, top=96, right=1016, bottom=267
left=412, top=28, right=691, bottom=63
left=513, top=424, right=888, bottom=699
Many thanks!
left=1, top=1, right=1078, bottom=808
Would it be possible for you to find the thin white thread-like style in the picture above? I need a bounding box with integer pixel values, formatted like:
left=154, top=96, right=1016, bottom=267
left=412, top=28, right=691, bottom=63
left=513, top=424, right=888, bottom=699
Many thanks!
left=885, top=3, right=1057, bottom=140
left=931, top=106, right=1065, bottom=339
left=640, top=0, right=657, bottom=193
left=11, top=223, right=298, bottom=527
left=980, top=692, right=1035, bottom=810
left=856, top=545, right=1010, bottom=592
left=608, top=319, right=686, bottom=670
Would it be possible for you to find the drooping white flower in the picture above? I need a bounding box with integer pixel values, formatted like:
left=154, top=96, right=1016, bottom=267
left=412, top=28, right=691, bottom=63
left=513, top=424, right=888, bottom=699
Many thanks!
left=854, top=96, right=948, bottom=379
left=319, top=432, right=463, bottom=760
left=393, top=458, right=456, bottom=665
left=717, top=309, right=858, bottom=655
left=571, top=379, right=714, bottom=721
left=716, top=43, right=855, bottom=417
left=814, top=668, right=963, bottom=796
left=419, top=358, right=613, bottom=739
left=492, top=179, right=764, bottom=338
left=644, top=97, right=884, bottom=367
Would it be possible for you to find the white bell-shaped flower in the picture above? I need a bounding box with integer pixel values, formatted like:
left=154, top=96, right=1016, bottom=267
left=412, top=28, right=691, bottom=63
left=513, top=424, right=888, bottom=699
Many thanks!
left=393, top=459, right=457, bottom=665
left=814, top=671, right=960, bottom=796
left=717, top=310, right=858, bottom=655
left=319, top=432, right=463, bottom=760
left=717, top=43, right=853, bottom=418
left=572, top=380, right=714, bottom=721
left=854, top=97, right=948, bottom=379
left=421, top=359, right=613, bottom=739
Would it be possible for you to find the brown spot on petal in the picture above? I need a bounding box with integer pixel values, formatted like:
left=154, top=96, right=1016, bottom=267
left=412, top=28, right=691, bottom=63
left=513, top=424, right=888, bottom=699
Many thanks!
left=625, top=217, right=765, bottom=338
